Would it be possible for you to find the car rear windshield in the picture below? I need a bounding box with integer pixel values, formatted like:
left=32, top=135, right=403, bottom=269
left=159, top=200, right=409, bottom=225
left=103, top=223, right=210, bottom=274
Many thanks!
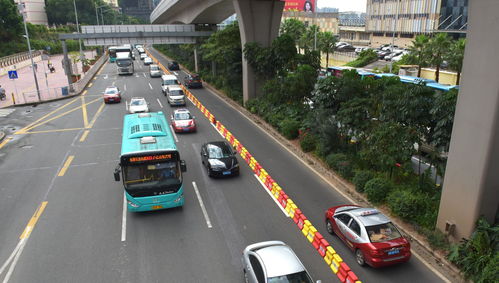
left=150, top=66, right=159, bottom=71
left=174, top=112, right=192, bottom=120
left=105, top=89, right=117, bottom=94
left=268, top=271, right=313, bottom=283
left=169, top=90, right=184, bottom=96
left=164, top=79, right=179, bottom=85
left=366, top=222, right=402, bottom=243
left=131, top=100, right=145, bottom=106
left=207, top=144, right=232, bottom=158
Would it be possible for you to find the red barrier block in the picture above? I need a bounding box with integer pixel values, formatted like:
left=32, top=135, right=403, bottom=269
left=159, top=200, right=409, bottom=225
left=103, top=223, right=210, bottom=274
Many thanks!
left=297, top=214, right=307, bottom=230
left=278, top=191, right=288, bottom=208
left=345, top=271, right=359, bottom=283
left=293, top=209, right=302, bottom=224
left=245, top=152, right=252, bottom=164
left=236, top=143, right=243, bottom=153
left=253, top=163, right=261, bottom=175
left=312, top=232, right=324, bottom=250
left=337, top=271, right=347, bottom=283
left=264, top=176, right=274, bottom=190
left=338, top=262, right=351, bottom=281
left=318, top=238, right=329, bottom=257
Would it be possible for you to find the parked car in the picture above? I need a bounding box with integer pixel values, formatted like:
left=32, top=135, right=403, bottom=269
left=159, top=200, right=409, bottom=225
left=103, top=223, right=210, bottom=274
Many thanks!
left=168, top=61, right=180, bottom=71
left=384, top=50, right=403, bottom=61
left=103, top=86, right=121, bottom=104
left=128, top=97, right=149, bottom=114
left=166, top=86, right=186, bottom=106
left=144, top=57, right=153, bottom=65
left=149, top=64, right=162, bottom=77
left=377, top=50, right=391, bottom=59
left=170, top=108, right=196, bottom=133
left=325, top=205, right=411, bottom=267
left=336, top=44, right=356, bottom=52
left=201, top=141, right=239, bottom=177
left=242, top=241, right=319, bottom=283
left=140, top=53, right=147, bottom=60
left=184, top=74, right=203, bottom=88
left=335, top=41, right=349, bottom=48
left=161, top=74, right=180, bottom=94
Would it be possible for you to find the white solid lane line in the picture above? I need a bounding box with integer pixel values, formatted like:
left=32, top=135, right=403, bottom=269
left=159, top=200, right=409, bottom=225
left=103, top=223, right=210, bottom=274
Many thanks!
left=0, top=240, right=24, bottom=276
left=2, top=239, right=27, bottom=283
left=253, top=175, right=289, bottom=218
left=143, top=73, right=146, bottom=78
left=192, top=181, right=212, bottom=228
left=169, top=125, right=179, bottom=143
left=124, top=84, right=127, bottom=91
left=157, top=98, right=163, bottom=108
left=121, top=192, right=127, bottom=242
left=148, top=83, right=153, bottom=90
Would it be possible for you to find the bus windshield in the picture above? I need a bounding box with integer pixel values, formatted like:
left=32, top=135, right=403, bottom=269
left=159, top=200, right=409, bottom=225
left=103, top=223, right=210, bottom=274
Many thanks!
left=123, top=161, right=182, bottom=196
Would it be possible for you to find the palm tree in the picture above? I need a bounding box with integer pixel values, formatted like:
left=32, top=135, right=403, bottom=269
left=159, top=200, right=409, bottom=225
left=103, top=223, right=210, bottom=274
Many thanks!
left=428, top=33, right=452, bottom=82
left=319, top=31, right=337, bottom=68
left=280, top=18, right=306, bottom=49
left=446, top=38, right=466, bottom=85
left=298, top=25, right=319, bottom=53
left=408, top=34, right=430, bottom=77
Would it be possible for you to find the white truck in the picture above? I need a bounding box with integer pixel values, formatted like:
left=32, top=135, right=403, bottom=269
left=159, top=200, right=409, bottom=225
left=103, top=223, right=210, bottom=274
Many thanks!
left=116, top=52, right=134, bottom=75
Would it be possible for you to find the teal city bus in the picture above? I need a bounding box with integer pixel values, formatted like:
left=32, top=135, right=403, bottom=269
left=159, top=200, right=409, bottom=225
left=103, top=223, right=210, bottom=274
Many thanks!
left=113, top=112, right=186, bottom=212
left=108, top=46, right=118, bottom=63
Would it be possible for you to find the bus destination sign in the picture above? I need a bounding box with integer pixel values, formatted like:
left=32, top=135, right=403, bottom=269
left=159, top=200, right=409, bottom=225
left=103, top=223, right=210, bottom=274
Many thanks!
left=128, top=154, right=172, bottom=163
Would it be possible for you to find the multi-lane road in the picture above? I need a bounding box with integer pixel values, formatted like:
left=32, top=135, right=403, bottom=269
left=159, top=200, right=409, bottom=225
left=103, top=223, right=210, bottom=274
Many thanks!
left=0, top=48, right=448, bottom=282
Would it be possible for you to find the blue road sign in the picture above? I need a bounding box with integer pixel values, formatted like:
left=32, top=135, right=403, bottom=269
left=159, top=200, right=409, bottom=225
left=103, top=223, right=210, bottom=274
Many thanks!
left=8, top=70, right=18, bottom=79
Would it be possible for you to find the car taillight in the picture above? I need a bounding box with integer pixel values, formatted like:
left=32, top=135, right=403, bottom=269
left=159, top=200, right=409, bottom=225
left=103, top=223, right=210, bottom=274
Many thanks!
left=188, top=121, right=193, bottom=126
left=370, top=249, right=383, bottom=256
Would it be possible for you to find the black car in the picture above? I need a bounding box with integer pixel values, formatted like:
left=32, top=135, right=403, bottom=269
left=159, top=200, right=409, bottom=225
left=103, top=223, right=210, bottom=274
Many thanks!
left=184, top=74, right=203, bottom=88
left=168, top=61, right=180, bottom=71
left=201, top=141, right=239, bottom=177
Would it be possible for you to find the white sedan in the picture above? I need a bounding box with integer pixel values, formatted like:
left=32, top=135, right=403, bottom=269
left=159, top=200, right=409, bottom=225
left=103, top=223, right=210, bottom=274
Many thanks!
left=128, top=97, right=149, bottom=114
left=144, top=57, right=153, bottom=65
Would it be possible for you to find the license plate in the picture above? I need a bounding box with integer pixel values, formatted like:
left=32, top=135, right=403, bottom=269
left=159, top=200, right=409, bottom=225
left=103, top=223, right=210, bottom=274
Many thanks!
left=109, top=99, right=114, bottom=101
left=223, top=171, right=231, bottom=175
left=388, top=249, right=400, bottom=255
left=183, top=128, right=190, bottom=132
left=152, top=205, right=163, bottom=210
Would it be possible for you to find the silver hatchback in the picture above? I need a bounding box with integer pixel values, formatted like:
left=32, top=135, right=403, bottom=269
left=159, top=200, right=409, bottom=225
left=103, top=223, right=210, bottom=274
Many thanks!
left=149, top=64, right=161, bottom=77
left=242, top=241, right=320, bottom=283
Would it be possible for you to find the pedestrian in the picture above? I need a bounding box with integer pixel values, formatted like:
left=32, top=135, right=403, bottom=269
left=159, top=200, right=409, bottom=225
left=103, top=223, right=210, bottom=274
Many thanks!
left=0, top=85, right=6, bottom=101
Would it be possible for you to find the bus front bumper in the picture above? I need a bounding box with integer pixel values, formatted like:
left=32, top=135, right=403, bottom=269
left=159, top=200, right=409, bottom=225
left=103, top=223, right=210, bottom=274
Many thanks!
left=126, top=194, right=184, bottom=212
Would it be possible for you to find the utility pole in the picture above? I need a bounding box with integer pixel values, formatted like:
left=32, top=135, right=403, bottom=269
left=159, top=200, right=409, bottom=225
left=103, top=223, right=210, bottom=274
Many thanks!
left=18, top=4, right=41, bottom=102
left=73, top=0, right=84, bottom=61
left=389, top=0, right=400, bottom=74
left=95, top=1, right=100, bottom=25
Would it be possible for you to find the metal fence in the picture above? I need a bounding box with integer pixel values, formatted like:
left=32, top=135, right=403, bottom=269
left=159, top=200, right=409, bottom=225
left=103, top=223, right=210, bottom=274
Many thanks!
left=0, top=50, right=43, bottom=68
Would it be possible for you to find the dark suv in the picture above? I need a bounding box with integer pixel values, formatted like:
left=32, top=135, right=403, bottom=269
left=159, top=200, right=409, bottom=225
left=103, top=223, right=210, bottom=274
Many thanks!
left=184, top=74, right=203, bottom=88
left=168, top=61, right=180, bottom=71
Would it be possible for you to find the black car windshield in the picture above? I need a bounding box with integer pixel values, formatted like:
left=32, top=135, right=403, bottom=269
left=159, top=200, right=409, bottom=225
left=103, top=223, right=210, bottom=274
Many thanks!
left=268, top=271, right=313, bottom=283
left=207, top=144, right=232, bottom=158
left=366, top=222, right=402, bottom=242
left=123, top=161, right=181, bottom=190
left=150, top=66, right=159, bottom=71
left=174, top=112, right=192, bottom=120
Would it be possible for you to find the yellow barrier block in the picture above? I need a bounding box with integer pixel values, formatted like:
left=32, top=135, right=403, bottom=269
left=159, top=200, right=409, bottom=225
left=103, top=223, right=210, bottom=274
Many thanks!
left=301, top=220, right=311, bottom=236
left=285, top=200, right=295, bottom=213
left=324, top=246, right=336, bottom=265
left=307, top=226, right=317, bottom=242
left=287, top=204, right=297, bottom=218
left=330, top=260, right=339, bottom=274
left=271, top=184, right=281, bottom=198
left=333, top=253, right=343, bottom=264
left=259, top=171, right=267, bottom=182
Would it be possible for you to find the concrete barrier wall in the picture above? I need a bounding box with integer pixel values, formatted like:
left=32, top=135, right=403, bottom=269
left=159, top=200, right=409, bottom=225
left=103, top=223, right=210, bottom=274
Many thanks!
left=0, top=54, right=43, bottom=76
left=420, top=68, right=458, bottom=85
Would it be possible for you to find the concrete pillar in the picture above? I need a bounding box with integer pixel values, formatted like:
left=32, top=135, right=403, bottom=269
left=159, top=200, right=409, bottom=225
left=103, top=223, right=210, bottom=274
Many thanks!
left=233, top=0, right=284, bottom=104
left=436, top=0, right=499, bottom=241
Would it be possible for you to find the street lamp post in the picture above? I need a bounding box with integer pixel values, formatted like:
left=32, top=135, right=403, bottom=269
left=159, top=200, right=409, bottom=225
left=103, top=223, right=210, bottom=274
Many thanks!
left=18, top=4, right=41, bottom=102
left=95, top=1, right=100, bottom=25
left=73, top=0, right=84, bottom=61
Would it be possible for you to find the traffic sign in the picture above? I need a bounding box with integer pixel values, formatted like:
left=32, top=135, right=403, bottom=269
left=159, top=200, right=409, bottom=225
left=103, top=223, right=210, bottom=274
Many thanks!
left=8, top=70, right=18, bottom=79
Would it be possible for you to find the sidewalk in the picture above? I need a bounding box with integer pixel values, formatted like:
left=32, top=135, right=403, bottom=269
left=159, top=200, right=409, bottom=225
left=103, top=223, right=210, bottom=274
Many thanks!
left=0, top=50, right=97, bottom=108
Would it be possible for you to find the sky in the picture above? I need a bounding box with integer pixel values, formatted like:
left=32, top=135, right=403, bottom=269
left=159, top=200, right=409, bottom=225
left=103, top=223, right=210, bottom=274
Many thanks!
left=317, top=0, right=367, bottom=12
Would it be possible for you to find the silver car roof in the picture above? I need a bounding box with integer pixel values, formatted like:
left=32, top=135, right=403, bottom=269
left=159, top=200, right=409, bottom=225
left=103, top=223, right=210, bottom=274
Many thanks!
left=249, top=241, right=305, bottom=277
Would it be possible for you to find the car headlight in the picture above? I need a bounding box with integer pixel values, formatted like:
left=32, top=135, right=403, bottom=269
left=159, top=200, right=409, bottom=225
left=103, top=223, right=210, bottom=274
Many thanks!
left=127, top=200, right=139, bottom=208
left=233, top=163, right=239, bottom=168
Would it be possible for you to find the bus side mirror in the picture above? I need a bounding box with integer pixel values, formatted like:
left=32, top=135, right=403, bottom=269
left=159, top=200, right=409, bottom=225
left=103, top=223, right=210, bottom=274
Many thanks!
left=180, top=160, right=186, bottom=172
left=114, top=165, right=121, bottom=181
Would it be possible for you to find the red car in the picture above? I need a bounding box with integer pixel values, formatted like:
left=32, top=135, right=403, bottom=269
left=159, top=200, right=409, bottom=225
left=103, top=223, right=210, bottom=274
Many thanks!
left=170, top=109, right=196, bottom=133
left=325, top=205, right=411, bottom=267
left=103, top=86, right=121, bottom=103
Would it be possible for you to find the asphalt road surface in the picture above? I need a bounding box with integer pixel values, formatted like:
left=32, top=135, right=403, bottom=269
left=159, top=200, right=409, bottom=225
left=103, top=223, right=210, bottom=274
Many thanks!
left=0, top=48, right=447, bottom=283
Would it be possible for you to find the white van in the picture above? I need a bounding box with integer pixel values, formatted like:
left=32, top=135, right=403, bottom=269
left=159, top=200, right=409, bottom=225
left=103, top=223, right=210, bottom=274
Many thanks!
left=166, top=86, right=186, bottom=106
left=161, top=74, right=180, bottom=94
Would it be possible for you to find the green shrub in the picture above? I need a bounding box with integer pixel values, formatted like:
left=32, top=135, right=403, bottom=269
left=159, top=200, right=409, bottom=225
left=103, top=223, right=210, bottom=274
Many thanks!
left=279, top=119, right=300, bottom=139
left=352, top=170, right=376, bottom=193
left=364, top=177, right=393, bottom=204
left=448, top=217, right=499, bottom=283
left=300, top=133, right=317, bottom=152
left=326, top=153, right=353, bottom=179
left=423, top=229, right=449, bottom=251
left=387, top=189, right=428, bottom=222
